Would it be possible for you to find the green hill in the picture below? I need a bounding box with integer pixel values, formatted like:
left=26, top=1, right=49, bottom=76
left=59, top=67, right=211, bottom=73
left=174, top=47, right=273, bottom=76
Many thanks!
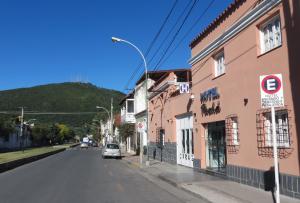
left=0, top=82, right=125, bottom=128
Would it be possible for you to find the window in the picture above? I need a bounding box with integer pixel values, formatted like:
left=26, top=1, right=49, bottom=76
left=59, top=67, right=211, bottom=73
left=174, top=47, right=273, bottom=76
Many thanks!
left=231, top=118, right=239, bottom=145
left=263, top=110, right=290, bottom=148
left=225, top=116, right=239, bottom=146
left=191, top=129, right=194, bottom=154
left=127, top=100, right=134, bottom=113
left=214, top=51, right=225, bottom=77
left=186, top=129, right=190, bottom=154
left=260, top=15, right=282, bottom=54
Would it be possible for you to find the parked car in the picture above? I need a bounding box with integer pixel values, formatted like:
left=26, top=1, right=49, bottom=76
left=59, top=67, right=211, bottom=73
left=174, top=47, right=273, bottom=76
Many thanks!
left=102, top=143, right=121, bottom=159
left=80, top=142, right=88, bottom=149
left=92, top=142, right=98, bottom=147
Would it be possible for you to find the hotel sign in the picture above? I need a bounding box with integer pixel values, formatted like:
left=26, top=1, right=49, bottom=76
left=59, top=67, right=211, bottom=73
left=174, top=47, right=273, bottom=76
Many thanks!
left=260, top=74, right=284, bottom=108
left=179, top=83, right=190, bottom=94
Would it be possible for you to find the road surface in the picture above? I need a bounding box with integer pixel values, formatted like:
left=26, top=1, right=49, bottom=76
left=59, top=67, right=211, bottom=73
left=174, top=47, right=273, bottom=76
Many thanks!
left=0, top=147, right=204, bottom=203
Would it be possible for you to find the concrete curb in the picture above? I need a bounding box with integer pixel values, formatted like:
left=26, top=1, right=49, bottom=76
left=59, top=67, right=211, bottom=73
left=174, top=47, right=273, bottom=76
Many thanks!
left=157, top=174, right=213, bottom=203
left=0, top=148, right=66, bottom=173
left=122, top=158, right=140, bottom=169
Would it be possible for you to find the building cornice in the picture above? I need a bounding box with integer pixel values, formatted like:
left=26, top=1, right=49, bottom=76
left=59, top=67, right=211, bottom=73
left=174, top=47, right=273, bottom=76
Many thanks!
left=148, top=81, right=176, bottom=100
left=189, top=0, right=281, bottom=66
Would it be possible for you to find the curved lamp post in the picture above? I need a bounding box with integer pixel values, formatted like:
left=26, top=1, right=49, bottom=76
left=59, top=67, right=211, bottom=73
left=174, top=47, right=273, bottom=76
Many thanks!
left=111, top=37, right=149, bottom=166
left=96, top=106, right=112, bottom=144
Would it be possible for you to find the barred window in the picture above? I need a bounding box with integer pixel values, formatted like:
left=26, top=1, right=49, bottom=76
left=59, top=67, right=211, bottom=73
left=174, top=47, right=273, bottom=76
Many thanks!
left=263, top=110, right=290, bottom=148
left=226, top=116, right=239, bottom=146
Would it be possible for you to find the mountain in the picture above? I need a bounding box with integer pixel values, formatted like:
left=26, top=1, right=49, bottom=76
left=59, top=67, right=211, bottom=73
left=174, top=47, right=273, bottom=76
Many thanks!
left=0, top=82, right=125, bottom=127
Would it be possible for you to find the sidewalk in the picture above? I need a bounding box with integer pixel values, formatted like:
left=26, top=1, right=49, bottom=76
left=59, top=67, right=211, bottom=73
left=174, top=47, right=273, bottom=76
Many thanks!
left=122, top=153, right=299, bottom=203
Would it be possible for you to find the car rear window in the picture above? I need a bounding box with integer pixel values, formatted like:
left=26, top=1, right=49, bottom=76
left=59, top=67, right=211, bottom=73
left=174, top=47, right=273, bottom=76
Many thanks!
left=106, top=144, right=119, bottom=149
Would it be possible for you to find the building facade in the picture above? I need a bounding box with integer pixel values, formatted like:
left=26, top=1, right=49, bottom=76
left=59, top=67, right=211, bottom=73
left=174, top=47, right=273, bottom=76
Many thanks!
left=189, top=0, right=300, bottom=198
left=120, top=92, right=136, bottom=152
left=148, top=69, right=191, bottom=165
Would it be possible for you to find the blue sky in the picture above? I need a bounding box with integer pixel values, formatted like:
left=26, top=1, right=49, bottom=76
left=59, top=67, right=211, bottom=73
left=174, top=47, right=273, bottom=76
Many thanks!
left=0, top=0, right=232, bottom=93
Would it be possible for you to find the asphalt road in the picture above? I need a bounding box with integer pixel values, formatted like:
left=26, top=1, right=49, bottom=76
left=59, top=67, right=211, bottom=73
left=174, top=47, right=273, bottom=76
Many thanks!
left=0, top=147, right=204, bottom=203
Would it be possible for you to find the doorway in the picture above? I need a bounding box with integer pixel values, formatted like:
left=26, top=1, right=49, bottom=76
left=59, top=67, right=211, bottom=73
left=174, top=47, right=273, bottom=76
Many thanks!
left=206, top=121, right=226, bottom=172
left=176, top=115, right=194, bottom=167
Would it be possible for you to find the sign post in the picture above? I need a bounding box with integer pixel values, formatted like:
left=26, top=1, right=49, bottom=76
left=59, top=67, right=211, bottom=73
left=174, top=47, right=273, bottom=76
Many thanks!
left=260, top=74, right=284, bottom=203
left=137, top=122, right=144, bottom=167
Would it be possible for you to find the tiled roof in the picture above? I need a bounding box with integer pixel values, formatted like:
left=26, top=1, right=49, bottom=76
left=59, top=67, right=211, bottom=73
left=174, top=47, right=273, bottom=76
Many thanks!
left=189, top=0, right=246, bottom=48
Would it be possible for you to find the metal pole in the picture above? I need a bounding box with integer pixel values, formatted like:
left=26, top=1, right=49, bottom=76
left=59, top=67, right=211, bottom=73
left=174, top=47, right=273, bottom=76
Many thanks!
left=111, top=98, right=114, bottom=142
left=112, top=37, right=149, bottom=167
left=20, top=107, right=24, bottom=152
left=271, top=106, right=280, bottom=203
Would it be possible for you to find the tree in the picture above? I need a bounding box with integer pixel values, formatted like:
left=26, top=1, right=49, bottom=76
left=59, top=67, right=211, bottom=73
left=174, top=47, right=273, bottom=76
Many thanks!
left=31, top=124, right=51, bottom=146
left=0, top=119, right=15, bottom=141
left=119, top=123, right=135, bottom=142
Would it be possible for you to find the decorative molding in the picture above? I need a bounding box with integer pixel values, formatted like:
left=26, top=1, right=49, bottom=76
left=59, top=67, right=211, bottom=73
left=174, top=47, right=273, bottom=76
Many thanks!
left=189, top=0, right=281, bottom=65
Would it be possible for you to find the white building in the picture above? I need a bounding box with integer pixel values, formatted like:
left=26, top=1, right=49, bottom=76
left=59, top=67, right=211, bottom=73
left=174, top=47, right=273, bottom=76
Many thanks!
left=120, top=92, right=136, bottom=153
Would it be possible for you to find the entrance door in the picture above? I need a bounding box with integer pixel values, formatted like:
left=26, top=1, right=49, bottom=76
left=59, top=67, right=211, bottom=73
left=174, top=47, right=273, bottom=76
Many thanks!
left=176, top=115, right=194, bottom=167
left=207, top=121, right=226, bottom=171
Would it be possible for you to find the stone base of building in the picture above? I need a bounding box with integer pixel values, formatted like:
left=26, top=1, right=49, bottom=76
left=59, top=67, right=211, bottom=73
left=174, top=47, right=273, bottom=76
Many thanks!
left=148, top=142, right=177, bottom=165
left=226, top=164, right=300, bottom=199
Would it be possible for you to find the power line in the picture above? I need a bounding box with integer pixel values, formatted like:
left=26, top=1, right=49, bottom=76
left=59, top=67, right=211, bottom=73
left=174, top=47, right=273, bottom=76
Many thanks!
left=147, top=0, right=194, bottom=69
left=123, top=0, right=179, bottom=91
left=133, top=0, right=195, bottom=83
left=158, top=0, right=216, bottom=67
left=0, top=111, right=106, bottom=115
left=153, top=0, right=199, bottom=71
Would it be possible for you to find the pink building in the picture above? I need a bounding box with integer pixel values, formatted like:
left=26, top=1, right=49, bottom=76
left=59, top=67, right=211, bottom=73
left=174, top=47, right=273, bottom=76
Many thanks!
left=148, top=69, right=192, bottom=165
left=189, top=0, right=300, bottom=198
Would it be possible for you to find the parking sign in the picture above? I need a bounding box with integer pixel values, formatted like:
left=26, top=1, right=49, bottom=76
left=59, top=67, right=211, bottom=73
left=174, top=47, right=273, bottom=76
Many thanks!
left=260, top=74, right=284, bottom=108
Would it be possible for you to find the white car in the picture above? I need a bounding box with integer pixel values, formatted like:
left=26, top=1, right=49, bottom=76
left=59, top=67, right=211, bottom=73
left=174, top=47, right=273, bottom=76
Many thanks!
left=102, top=143, right=121, bottom=159
left=80, top=142, right=88, bottom=149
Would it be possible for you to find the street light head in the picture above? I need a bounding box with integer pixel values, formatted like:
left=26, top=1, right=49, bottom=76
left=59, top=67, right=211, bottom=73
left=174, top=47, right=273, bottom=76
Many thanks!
left=111, top=37, right=121, bottom=43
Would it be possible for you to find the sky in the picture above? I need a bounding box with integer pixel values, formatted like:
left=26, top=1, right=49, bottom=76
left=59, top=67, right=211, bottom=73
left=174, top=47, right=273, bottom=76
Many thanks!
left=0, top=0, right=233, bottom=93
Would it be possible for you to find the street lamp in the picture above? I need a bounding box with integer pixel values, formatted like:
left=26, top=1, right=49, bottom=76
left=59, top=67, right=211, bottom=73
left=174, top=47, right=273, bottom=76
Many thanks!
left=111, top=36, right=149, bottom=167
left=96, top=106, right=112, bottom=144
left=24, top=119, right=36, bottom=126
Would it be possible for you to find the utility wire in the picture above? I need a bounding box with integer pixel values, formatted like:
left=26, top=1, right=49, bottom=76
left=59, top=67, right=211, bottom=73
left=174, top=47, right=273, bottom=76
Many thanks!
left=133, top=0, right=194, bottom=82
left=158, top=0, right=216, bottom=67
left=123, top=0, right=179, bottom=91
left=0, top=111, right=106, bottom=115
left=153, top=0, right=199, bottom=71
left=147, top=0, right=194, bottom=69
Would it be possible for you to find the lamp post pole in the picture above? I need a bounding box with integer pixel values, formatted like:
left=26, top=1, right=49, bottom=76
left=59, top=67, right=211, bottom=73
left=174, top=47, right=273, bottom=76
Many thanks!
left=111, top=37, right=149, bottom=167
left=96, top=106, right=111, bottom=144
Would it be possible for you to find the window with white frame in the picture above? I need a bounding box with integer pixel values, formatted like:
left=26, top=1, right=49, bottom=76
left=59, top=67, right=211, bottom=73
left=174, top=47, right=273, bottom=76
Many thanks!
left=260, top=15, right=282, bottom=54
left=126, top=100, right=134, bottom=113
left=263, top=110, right=290, bottom=148
left=214, top=51, right=225, bottom=77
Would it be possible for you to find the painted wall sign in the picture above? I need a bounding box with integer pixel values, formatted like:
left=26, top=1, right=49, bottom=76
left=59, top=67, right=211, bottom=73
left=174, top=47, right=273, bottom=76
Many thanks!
left=260, top=74, right=284, bottom=108
left=201, top=101, right=221, bottom=116
left=200, top=87, right=220, bottom=103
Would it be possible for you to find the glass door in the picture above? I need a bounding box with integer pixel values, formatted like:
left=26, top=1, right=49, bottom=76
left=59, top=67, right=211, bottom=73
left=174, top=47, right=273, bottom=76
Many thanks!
left=207, top=121, right=226, bottom=171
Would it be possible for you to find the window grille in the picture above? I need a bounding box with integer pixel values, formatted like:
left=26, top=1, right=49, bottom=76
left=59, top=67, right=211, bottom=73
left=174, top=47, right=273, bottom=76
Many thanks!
left=225, top=115, right=239, bottom=145
left=256, top=108, right=293, bottom=158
